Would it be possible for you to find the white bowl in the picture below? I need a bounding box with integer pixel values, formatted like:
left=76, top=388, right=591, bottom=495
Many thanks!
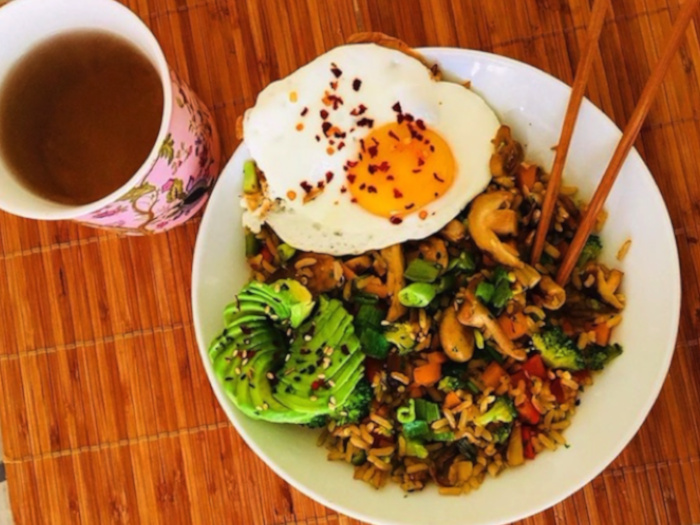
left=192, top=48, right=681, bottom=525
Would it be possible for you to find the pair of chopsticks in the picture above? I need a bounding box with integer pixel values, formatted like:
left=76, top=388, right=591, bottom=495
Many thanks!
left=530, top=0, right=700, bottom=285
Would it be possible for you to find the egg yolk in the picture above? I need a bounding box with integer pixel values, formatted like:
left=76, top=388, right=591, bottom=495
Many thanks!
left=346, top=121, right=456, bottom=220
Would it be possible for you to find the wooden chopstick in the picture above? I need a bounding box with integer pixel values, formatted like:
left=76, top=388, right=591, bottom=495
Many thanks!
left=556, top=0, right=700, bottom=285
left=531, top=0, right=610, bottom=266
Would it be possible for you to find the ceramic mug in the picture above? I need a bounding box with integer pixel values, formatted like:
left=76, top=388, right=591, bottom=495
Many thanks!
left=0, top=0, right=221, bottom=234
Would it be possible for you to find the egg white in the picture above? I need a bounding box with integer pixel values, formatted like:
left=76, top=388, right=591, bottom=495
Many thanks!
left=243, top=43, right=500, bottom=255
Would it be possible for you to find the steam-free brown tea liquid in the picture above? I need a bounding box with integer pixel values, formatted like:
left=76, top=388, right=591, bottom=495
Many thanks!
left=0, top=31, right=164, bottom=205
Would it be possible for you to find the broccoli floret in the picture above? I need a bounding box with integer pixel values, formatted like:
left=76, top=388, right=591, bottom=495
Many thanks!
left=531, top=327, right=585, bottom=371
left=305, top=415, right=328, bottom=429
left=438, top=376, right=462, bottom=393
left=578, top=235, right=602, bottom=267
left=475, top=396, right=517, bottom=426
left=492, top=423, right=513, bottom=444
left=585, top=343, right=623, bottom=371
left=330, top=379, right=372, bottom=426
left=385, top=322, right=417, bottom=354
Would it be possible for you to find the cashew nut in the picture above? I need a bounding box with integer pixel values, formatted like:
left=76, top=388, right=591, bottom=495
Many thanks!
left=597, top=268, right=625, bottom=310
left=539, top=275, right=566, bottom=310
left=439, top=307, right=475, bottom=362
left=468, top=191, right=523, bottom=268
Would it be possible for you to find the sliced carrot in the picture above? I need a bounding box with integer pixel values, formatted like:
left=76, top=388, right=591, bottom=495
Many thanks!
left=444, top=391, right=461, bottom=409
left=427, top=352, right=447, bottom=365
left=522, top=354, right=547, bottom=380
left=593, top=323, right=612, bottom=346
left=413, top=362, right=442, bottom=386
left=516, top=164, right=537, bottom=191
left=481, top=362, right=507, bottom=389
left=498, top=312, right=529, bottom=340
left=409, top=385, right=424, bottom=398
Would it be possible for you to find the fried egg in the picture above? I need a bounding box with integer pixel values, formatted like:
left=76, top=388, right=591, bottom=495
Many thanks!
left=242, top=43, right=500, bottom=255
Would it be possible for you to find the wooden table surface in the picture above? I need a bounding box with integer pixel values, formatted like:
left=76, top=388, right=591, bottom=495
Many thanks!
left=1, top=0, right=700, bottom=524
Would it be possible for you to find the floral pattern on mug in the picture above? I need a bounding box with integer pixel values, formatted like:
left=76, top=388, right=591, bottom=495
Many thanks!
left=78, top=70, right=221, bottom=234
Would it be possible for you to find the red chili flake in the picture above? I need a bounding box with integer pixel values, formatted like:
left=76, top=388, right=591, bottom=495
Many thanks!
left=317, top=180, right=325, bottom=189
left=311, top=379, right=324, bottom=390
left=412, top=169, right=422, bottom=174
left=430, top=145, right=436, bottom=152
left=405, top=203, right=415, bottom=210
left=350, top=104, right=367, bottom=116
left=328, top=94, right=344, bottom=109
left=347, top=160, right=358, bottom=168
left=393, top=188, right=403, bottom=198
left=351, top=197, right=358, bottom=203
left=300, top=181, right=313, bottom=193
left=331, top=64, right=342, bottom=78
left=424, top=138, right=431, bottom=145
left=322, top=121, right=332, bottom=136
left=378, top=161, right=390, bottom=172
left=360, top=139, right=366, bottom=152
left=359, top=183, right=367, bottom=190
left=404, top=113, right=414, bottom=122
left=417, top=158, right=425, bottom=167
left=358, top=153, right=363, bottom=160
left=340, top=186, right=348, bottom=193
left=329, top=139, right=335, bottom=145
left=320, top=109, right=329, bottom=120
left=301, top=107, right=309, bottom=116
left=330, top=80, right=339, bottom=90
left=352, top=78, right=362, bottom=91
left=338, top=141, right=346, bottom=151
left=368, top=145, right=379, bottom=158
left=367, top=185, right=377, bottom=194
left=368, top=165, right=377, bottom=175
left=388, top=130, right=400, bottom=141
left=434, top=192, right=439, bottom=197
left=415, top=119, right=426, bottom=130
left=392, top=102, right=402, bottom=113
left=386, top=175, right=395, bottom=181
left=414, top=132, right=424, bottom=142
left=433, top=173, right=445, bottom=183
left=397, top=114, right=405, bottom=124
left=390, top=216, right=403, bottom=225
left=326, top=171, right=334, bottom=183
left=315, top=135, right=321, bottom=142
left=357, top=117, right=374, bottom=128
left=419, top=210, right=428, bottom=220
left=347, top=174, right=356, bottom=184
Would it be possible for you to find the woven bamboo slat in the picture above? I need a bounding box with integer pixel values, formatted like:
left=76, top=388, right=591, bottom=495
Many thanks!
left=1, top=1, right=699, bottom=524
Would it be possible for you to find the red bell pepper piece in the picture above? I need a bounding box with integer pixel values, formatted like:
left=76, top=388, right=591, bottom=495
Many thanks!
left=522, top=426, right=536, bottom=459
left=517, top=397, right=541, bottom=425
left=549, top=378, right=566, bottom=404
left=522, top=354, right=547, bottom=380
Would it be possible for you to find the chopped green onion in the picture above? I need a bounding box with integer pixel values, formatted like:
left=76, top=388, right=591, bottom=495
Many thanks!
left=397, top=400, right=416, bottom=424
left=403, top=420, right=430, bottom=440
left=404, top=258, right=441, bottom=283
left=245, top=231, right=260, bottom=257
left=355, top=304, right=384, bottom=328
left=491, top=279, right=513, bottom=309
left=405, top=439, right=429, bottom=459
left=243, top=160, right=260, bottom=194
left=414, top=399, right=440, bottom=423
left=430, top=430, right=455, bottom=442
left=475, top=281, right=495, bottom=304
left=352, top=291, right=380, bottom=305
left=465, top=379, right=481, bottom=394
left=398, top=283, right=437, bottom=308
left=276, top=243, right=296, bottom=263
left=436, top=273, right=457, bottom=294
left=447, top=251, right=476, bottom=274
left=359, top=327, right=389, bottom=359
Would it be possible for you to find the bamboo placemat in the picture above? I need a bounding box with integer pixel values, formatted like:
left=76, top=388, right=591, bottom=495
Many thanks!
left=1, top=0, right=699, bottom=523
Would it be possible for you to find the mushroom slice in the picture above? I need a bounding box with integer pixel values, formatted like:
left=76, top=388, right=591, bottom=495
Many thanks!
left=468, top=191, right=523, bottom=269
left=596, top=268, right=625, bottom=310
left=439, top=307, right=475, bottom=362
left=539, top=275, right=566, bottom=310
